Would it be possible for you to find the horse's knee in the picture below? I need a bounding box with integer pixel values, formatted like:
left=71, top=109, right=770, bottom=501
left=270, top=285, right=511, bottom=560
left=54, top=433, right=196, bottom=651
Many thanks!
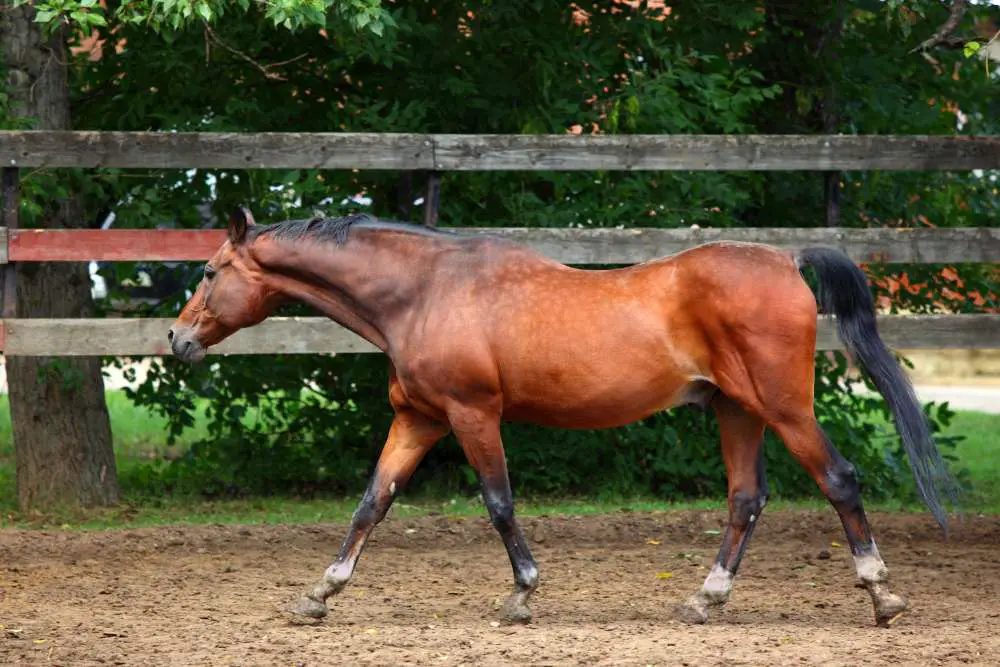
left=730, top=488, right=767, bottom=528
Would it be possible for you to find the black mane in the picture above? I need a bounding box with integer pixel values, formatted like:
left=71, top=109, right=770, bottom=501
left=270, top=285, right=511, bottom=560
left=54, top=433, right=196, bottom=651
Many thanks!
left=245, top=212, right=460, bottom=246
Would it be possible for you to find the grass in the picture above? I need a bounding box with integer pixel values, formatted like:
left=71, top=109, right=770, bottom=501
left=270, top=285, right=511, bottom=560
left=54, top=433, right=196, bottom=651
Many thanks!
left=0, top=391, right=997, bottom=530
left=0, top=391, right=212, bottom=461
left=946, top=410, right=1000, bottom=508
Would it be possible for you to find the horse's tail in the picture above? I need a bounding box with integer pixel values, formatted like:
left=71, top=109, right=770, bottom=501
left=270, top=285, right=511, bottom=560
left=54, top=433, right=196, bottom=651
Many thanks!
left=796, top=246, right=958, bottom=533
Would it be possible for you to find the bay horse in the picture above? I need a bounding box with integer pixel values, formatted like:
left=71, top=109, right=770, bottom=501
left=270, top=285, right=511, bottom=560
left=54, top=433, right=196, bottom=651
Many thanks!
left=168, top=207, right=956, bottom=628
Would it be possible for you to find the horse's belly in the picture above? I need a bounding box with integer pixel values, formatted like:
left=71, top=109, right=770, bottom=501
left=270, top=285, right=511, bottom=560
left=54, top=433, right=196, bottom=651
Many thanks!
left=500, top=361, right=705, bottom=430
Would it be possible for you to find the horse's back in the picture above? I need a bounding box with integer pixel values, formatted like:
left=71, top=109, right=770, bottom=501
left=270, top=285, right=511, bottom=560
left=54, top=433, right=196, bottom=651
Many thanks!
left=394, top=235, right=815, bottom=428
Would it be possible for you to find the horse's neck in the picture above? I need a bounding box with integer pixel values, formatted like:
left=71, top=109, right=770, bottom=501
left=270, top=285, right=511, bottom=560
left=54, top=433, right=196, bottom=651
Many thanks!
left=250, top=231, right=431, bottom=351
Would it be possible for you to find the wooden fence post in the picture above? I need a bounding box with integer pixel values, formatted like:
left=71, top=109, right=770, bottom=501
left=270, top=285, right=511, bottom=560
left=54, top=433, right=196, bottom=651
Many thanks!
left=1, top=167, right=18, bottom=319
left=423, top=171, right=441, bottom=227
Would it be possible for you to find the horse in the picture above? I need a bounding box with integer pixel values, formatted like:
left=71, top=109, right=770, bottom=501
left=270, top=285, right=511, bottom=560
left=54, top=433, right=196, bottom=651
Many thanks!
left=167, top=206, right=956, bottom=628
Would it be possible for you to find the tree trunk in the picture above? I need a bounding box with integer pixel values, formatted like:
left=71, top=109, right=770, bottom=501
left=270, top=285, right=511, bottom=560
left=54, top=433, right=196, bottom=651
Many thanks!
left=2, top=6, right=119, bottom=508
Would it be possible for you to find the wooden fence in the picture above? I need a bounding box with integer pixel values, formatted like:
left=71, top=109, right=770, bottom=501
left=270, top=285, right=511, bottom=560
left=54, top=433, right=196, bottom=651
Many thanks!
left=4, top=132, right=1000, bottom=170
left=1, top=131, right=999, bottom=357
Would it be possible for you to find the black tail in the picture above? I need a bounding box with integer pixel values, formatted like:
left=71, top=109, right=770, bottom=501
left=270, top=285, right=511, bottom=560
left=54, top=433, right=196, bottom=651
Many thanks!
left=797, top=246, right=958, bottom=533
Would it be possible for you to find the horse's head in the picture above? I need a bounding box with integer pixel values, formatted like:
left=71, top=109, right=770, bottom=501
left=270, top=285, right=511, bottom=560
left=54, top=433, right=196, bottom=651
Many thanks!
left=168, top=206, right=282, bottom=363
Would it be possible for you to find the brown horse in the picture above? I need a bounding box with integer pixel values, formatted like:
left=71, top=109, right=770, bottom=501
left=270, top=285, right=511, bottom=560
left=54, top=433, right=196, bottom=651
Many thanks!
left=168, top=207, right=956, bottom=628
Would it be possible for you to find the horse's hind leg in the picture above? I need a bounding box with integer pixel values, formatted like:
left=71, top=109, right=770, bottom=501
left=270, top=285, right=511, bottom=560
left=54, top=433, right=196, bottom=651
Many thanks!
left=288, top=404, right=449, bottom=620
left=676, top=393, right=768, bottom=624
left=768, top=412, right=908, bottom=627
left=448, top=404, right=539, bottom=624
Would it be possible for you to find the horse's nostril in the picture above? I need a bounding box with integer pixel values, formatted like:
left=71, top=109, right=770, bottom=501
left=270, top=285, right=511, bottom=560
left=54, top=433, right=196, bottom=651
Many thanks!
left=167, top=328, right=175, bottom=342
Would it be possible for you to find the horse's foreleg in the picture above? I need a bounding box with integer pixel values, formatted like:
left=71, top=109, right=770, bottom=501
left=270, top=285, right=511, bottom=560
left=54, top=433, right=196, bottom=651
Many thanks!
left=288, top=408, right=449, bottom=620
left=449, top=406, right=539, bottom=624
left=677, top=393, right=768, bottom=624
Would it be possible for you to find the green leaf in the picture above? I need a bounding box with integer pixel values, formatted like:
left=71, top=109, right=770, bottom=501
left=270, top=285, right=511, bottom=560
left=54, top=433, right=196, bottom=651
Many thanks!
left=964, top=41, right=982, bottom=59
left=196, top=2, right=213, bottom=23
left=33, top=9, right=57, bottom=23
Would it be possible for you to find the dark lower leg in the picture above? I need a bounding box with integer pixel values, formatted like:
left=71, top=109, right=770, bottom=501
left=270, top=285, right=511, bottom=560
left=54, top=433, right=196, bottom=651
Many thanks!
left=451, top=408, right=540, bottom=623
left=481, top=477, right=539, bottom=623
left=715, top=451, right=769, bottom=575
left=289, top=411, right=447, bottom=619
left=293, top=475, right=393, bottom=614
left=781, top=421, right=907, bottom=626
left=678, top=395, right=767, bottom=624
left=814, top=428, right=906, bottom=625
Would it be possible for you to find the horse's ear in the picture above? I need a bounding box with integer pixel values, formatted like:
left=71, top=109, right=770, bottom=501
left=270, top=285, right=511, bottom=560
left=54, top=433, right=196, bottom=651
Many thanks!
left=228, top=205, right=256, bottom=245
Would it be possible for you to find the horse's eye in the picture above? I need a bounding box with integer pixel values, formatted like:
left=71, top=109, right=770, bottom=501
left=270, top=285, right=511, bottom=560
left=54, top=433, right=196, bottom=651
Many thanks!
left=204, top=265, right=216, bottom=280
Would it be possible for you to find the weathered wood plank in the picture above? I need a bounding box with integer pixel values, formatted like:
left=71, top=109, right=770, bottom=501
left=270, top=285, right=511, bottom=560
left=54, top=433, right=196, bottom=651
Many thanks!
left=463, top=227, right=1000, bottom=265
left=619, top=135, right=1000, bottom=172
left=0, top=317, right=380, bottom=356
left=813, top=315, right=1000, bottom=351
left=5, top=226, right=1000, bottom=265
left=0, top=131, right=435, bottom=170
left=2, top=131, right=999, bottom=171
left=436, top=134, right=1000, bottom=171
left=1, top=315, right=997, bottom=356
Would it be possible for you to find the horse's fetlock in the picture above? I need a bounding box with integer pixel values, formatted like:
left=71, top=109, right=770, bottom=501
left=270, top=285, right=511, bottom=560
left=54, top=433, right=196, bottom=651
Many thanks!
left=323, top=562, right=353, bottom=591
left=519, top=564, right=539, bottom=590
left=854, top=549, right=889, bottom=584
left=701, top=563, right=734, bottom=603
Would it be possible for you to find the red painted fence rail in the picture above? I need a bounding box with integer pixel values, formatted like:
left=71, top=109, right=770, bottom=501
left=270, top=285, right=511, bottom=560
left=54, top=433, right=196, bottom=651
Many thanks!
left=8, top=229, right=228, bottom=262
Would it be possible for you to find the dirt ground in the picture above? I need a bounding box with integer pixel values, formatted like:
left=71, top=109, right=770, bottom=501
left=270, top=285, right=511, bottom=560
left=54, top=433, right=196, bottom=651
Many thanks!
left=2, top=509, right=999, bottom=666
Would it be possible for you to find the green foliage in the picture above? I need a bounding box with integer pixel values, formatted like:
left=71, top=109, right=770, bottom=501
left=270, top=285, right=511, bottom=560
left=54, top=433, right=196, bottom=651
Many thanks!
left=3, top=0, right=997, bottom=504
left=16, top=0, right=392, bottom=38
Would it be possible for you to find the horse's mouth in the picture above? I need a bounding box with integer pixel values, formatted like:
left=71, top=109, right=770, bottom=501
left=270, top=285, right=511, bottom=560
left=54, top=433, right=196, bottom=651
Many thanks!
left=168, top=328, right=208, bottom=363
left=175, top=341, right=207, bottom=363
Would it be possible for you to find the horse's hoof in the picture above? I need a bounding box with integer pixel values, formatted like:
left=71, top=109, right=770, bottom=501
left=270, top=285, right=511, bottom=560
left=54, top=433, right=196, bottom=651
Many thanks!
left=874, top=592, right=907, bottom=628
left=501, top=598, right=533, bottom=624
left=287, top=595, right=329, bottom=622
left=675, top=599, right=709, bottom=625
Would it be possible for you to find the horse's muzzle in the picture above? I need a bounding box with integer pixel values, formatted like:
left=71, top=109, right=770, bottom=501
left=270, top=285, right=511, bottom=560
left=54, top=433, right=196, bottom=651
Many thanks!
left=167, top=326, right=207, bottom=363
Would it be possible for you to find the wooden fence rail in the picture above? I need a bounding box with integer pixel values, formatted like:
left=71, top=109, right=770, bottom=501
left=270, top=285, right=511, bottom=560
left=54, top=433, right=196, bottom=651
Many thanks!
left=1, top=315, right=997, bottom=356
left=2, top=132, right=1000, bottom=171
left=3, top=227, right=1000, bottom=265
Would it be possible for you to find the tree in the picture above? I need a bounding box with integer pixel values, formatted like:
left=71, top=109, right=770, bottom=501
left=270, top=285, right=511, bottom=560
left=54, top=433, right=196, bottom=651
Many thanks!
left=1, top=0, right=388, bottom=509
left=1, top=4, right=118, bottom=508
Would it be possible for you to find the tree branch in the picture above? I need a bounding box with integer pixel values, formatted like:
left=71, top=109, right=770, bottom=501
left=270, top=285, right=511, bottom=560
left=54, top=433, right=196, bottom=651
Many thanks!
left=910, top=0, right=968, bottom=53
left=201, top=21, right=306, bottom=81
